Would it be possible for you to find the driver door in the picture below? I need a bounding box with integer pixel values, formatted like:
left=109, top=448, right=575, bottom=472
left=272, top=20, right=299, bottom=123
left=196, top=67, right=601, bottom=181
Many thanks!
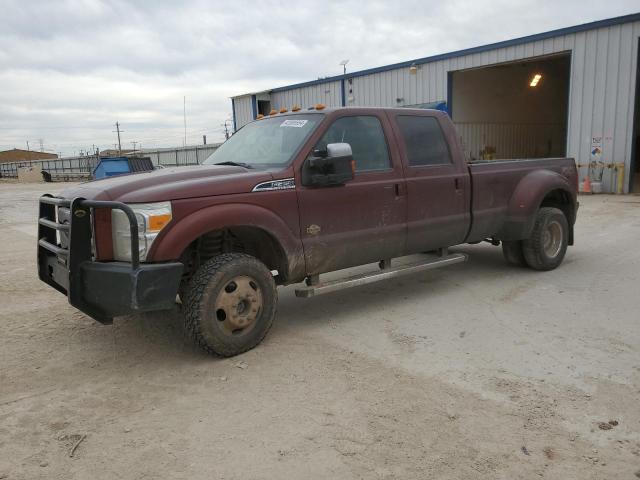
left=295, top=113, right=407, bottom=275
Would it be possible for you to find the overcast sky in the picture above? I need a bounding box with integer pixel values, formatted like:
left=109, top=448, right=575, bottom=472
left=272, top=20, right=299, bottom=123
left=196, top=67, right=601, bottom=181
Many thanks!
left=0, top=0, right=638, bottom=156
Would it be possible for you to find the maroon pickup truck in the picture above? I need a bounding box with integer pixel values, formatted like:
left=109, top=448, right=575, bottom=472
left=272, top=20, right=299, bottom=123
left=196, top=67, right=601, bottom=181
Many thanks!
left=38, top=107, right=578, bottom=356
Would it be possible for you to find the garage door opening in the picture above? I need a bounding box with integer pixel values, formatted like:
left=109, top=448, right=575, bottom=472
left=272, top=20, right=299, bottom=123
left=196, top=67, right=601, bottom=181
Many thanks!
left=257, top=99, right=271, bottom=116
left=450, top=53, right=571, bottom=161
left=631, top=38, right=640, bottom=193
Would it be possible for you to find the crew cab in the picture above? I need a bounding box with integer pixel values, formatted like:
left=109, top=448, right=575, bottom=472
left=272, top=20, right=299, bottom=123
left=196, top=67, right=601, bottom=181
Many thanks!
left=38, top=107, right=578, bottom=356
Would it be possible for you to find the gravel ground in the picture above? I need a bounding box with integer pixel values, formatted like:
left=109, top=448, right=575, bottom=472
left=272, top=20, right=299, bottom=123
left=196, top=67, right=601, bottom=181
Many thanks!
left=0, top=181, right=639, bottom=479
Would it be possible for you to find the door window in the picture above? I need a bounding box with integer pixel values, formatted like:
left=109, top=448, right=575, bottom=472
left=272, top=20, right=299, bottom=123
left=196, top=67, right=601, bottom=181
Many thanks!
left=396, top=115, right=452, bottom=166
left=315, top=116, right=391, bottom=172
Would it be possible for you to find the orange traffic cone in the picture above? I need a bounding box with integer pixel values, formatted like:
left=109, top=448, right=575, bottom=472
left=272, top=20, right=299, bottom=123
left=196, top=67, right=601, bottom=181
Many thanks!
left=582, top=175, right=591, bottom=194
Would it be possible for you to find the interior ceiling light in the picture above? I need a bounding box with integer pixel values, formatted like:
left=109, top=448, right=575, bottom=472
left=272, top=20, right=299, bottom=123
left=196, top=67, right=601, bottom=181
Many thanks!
left=530, top=73, right=542, bottom=87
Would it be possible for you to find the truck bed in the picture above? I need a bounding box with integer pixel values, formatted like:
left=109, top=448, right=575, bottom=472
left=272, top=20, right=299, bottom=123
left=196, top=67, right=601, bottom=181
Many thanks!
left=466, top=157, right=578, bottom=243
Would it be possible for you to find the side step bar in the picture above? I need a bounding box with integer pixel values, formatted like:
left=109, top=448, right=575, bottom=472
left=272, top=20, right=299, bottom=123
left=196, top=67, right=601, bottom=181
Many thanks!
left=295, top=253, right=468, bottom=298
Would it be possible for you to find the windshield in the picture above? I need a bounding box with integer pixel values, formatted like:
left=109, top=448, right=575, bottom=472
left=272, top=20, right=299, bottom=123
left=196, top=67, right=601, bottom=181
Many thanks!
left=204, top=114, right=322, bottom=168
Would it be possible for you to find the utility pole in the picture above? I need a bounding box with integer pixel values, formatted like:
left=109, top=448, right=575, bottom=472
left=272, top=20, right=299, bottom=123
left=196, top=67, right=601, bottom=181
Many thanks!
left=203, top=135, right=207, bottom=145
left=26, top=140, right=30, bottom=152
left=222, top=120, right=232, bottom=140
left=39, top=139, right=44, bottom=152
left=183, top=96, right=187, bottom=147
left=113, top=122, right=123, bottom=154
left=131, top=141, right=138, bottom=154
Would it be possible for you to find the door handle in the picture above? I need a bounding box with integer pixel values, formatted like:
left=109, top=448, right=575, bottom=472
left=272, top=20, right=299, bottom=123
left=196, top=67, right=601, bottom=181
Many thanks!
left=394, top=183, right=406, bottom=196
left=454, top=177, right=460, bottom=189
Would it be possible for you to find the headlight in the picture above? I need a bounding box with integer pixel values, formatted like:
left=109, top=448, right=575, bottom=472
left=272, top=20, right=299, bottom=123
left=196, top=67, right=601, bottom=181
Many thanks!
left=111, top=201, right=172, bottom=262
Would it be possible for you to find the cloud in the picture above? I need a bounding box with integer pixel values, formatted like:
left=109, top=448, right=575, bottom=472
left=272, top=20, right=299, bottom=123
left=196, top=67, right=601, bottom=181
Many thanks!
left=0, top=0, right=638, bottom=155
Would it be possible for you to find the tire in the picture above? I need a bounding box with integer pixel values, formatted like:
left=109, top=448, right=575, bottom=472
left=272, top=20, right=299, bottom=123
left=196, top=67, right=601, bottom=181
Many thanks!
left=522, top=207, right=569, bottom=271
left=177, top=281, right=189, bottom=305
left=184, top=253, right=277, bottom=357
left=501, top=240, right=527, bottom=267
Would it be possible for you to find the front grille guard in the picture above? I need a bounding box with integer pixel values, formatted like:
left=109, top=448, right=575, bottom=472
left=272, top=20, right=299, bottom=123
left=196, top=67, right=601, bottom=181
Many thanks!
left=38, top=195, right=140, bottom=322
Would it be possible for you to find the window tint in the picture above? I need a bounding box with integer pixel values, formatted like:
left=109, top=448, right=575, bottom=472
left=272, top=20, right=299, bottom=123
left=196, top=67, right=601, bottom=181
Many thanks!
left=315, top=116, right=390, bottom=172
left=396, top=115, right=451, bottom=166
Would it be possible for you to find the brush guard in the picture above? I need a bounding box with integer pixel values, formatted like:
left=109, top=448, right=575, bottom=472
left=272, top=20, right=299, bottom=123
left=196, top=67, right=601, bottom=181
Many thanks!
left=37, top=195, right=182, bottom=324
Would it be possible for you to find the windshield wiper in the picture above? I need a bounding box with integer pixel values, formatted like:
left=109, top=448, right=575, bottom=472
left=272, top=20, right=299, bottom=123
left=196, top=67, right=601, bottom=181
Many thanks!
left=214, top=161, right=253, bottom=169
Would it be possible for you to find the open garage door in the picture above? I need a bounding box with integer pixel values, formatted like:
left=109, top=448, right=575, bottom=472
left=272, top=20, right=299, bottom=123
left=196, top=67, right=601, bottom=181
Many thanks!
left=450, top=53, right=571, bottom=161
left=631, top=38, right=640, bottom=193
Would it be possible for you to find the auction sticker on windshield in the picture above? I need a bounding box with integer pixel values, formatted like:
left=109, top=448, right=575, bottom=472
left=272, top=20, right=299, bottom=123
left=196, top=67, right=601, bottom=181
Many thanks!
left=280, top=119, right=308, bottom=128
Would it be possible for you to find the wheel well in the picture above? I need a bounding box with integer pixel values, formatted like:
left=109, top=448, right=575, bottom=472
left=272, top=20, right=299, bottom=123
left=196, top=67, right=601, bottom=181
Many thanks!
left=539, top=189, right=574, bottom=244
left=179, top=226, right=288, bottom=286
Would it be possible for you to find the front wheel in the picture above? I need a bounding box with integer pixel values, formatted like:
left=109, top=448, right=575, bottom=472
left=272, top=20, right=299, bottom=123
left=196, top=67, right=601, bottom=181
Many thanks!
left=184, top=253, right=277, bottom=357
left=522, top=207, right=569, bottom=271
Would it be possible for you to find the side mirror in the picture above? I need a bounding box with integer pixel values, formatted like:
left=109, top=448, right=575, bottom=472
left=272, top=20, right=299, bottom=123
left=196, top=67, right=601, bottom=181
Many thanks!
left=302, top=142, right=355, bottom=187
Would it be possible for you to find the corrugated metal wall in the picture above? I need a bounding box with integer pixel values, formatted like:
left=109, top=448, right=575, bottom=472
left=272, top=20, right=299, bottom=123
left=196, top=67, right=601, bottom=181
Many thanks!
left=271, top=81, right=342, bottom=111
left=347, top=21, right=640, bottom=192
left=233, top=95, right=255, bottom=129
left=232, top=19, right=640, bottom=192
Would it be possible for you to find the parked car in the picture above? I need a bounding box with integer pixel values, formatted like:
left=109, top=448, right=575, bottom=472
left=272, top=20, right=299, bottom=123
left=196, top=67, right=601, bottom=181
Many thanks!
left=38, top=107, right=578, bottom=356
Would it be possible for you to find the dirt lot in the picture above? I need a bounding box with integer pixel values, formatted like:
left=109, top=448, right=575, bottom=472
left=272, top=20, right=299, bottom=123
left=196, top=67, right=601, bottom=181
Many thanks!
left=0, top=181, right=639, bottom=479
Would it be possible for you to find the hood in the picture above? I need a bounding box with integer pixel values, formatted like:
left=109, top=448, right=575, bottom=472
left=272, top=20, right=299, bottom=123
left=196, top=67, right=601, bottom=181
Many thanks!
left=60, top=165, right=274, bottom=203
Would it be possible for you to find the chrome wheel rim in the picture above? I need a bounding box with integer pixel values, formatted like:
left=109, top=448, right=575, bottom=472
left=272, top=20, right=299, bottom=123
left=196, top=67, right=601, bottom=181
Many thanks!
left=542, top=220, right=563, bottom=258
left=214, top=275, right=262, bottom=336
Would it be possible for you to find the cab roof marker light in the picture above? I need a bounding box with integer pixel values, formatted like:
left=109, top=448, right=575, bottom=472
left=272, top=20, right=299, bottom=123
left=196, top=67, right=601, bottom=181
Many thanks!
left=279, top=107, right=288, bottom=113
left=269, top=109, right=278, bottom=115
left=256, top=113, right=264, bottom=120
left=314, top=103, right=326, bottom=110
left=291, top=105, right=301, bottom=112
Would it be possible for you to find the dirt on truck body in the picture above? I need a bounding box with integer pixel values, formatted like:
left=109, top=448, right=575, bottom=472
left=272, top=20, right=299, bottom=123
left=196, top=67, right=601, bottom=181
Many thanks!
left=37, top=107, right=578, bottom=356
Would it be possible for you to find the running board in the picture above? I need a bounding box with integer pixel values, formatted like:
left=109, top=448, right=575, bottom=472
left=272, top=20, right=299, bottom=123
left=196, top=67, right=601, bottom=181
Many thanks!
left=294, top=253, right=468, bottom=298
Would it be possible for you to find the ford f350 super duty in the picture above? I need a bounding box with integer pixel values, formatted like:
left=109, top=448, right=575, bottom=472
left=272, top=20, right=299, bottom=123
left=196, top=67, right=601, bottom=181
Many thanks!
left=38, top=107, right=578, bottom=356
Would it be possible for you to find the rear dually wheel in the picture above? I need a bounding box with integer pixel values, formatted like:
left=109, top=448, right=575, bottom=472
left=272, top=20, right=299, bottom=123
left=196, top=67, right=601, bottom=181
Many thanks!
left=522, top=207, right=569, bottom=271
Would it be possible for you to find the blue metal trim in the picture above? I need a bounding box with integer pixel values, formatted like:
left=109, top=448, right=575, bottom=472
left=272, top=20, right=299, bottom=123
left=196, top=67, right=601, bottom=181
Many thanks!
left=231, top=98, right=237, bottom=132
left=251, top=94, right=257, bottom=119
left=258, top=13, right=640, bottom=95
left=340, top=79, right=346, bottom=107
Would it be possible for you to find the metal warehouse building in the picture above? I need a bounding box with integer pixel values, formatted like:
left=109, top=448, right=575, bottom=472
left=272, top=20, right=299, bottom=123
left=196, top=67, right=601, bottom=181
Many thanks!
left=231, top=13, right=640, bottom=193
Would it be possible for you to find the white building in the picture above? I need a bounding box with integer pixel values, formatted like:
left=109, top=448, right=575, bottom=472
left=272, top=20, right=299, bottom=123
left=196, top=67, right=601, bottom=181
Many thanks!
left=231, top=13, right=640, bottom=193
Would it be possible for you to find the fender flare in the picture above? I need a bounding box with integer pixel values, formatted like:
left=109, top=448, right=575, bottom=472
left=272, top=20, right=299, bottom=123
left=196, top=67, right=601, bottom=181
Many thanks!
left=500, top=170, right=575, bottom=240
left=148, top=203, right=305, bottom=280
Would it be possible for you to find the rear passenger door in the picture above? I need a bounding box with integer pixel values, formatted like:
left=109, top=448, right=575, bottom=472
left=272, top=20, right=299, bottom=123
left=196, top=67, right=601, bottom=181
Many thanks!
left=296, top=113, right=407, bottom=275
left=389, top=113, right=470, bottom=253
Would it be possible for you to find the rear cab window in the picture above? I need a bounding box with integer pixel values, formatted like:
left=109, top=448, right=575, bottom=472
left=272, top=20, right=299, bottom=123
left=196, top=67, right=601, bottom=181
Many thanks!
left=396, top=115, right=452, bottom=167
